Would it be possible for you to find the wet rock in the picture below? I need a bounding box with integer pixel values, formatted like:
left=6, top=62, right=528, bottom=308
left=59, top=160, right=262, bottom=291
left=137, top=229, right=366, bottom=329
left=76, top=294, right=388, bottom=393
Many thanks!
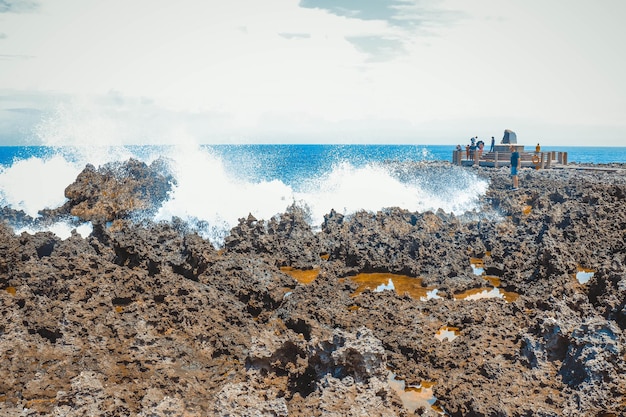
left=58, top=158, right=173, bottom=222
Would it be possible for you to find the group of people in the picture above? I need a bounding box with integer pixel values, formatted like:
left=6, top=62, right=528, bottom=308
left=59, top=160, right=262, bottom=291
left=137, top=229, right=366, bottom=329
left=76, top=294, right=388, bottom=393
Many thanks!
left=455, top=135, right=522, bottom=191
left=456, top=136, right=496, bottom=161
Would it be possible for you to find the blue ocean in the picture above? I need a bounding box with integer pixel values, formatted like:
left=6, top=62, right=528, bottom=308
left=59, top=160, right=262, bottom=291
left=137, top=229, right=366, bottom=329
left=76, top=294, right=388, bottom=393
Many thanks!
left=1, top=143, right=624, bottom=246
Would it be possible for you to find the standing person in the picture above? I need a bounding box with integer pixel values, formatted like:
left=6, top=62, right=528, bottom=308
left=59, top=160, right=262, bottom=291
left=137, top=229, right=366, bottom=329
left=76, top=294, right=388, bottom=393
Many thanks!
left=490, top=136, right=495, bottom=152
left=535, top=143, right=541, bottom=153
left=510, top=146, right=521, bottom=190
left=477, top=141, right=484, bottom=160
left=465, top=144, right=470, bottom=160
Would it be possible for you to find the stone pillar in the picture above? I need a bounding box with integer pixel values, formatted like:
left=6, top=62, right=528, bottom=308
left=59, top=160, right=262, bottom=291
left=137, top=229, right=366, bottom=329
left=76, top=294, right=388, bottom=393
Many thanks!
left=494, top=152, right=499, bottom=168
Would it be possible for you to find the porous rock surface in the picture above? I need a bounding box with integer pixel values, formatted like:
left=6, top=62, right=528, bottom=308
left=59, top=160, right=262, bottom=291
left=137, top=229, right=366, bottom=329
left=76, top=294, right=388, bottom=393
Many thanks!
left=1, top=161, right=625, bottom=416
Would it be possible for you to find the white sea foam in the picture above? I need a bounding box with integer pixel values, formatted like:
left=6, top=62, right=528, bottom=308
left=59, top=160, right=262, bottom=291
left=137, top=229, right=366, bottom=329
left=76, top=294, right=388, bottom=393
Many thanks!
left=15, top=222, right=93, bottom=240
left=295, top=162, right=419, bottom=225
left=0, top=144, right=489, bottom=245
left=0, top=155, right=81, bottom=218
left=293, top=161, right=487, bottom=227
left=2, top=106, right=488, bottom=244
left=153, top=144, right=295, bottom=244
left=161, top=153, right=486, bottom=246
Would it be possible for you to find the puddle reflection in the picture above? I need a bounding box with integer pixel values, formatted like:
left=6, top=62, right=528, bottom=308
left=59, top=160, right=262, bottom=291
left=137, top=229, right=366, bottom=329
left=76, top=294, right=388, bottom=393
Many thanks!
left=465, top=257, right=519, bottom=302
left=482, top=275, right=501, bottom=287
left=280, top=267, right=319, bottom=284
left=470, top=257, right=484, bottom=275
left=348, top=273, right=440, bottom=300
left=454, top=287, right=519, bottom=303
left=575, top=266, right=595, bottom=284
left=388, top=371, right=443, bottom=414
left=435, top=326, right=459, bottom=342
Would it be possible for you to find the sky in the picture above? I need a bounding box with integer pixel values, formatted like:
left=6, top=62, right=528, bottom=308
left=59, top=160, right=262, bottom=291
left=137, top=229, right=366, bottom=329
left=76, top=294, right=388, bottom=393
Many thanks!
left=0, top=0, right=625, bottom=146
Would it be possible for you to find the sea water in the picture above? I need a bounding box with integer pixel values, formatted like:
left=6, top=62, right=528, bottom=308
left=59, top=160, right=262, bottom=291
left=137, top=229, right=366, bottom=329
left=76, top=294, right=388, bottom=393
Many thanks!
left=0, top=143, right=490, bottom=245
left=1, top=142, right=624, bottom=246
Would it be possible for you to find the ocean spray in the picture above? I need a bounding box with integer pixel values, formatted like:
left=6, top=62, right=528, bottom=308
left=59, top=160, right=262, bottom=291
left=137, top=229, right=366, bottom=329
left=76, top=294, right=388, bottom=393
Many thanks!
left=1, top=104, right=489, bottom=244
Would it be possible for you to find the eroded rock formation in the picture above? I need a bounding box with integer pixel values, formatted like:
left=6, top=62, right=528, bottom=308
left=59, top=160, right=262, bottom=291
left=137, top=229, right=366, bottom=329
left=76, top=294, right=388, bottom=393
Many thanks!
left=1, top=161, right=625, bottom=416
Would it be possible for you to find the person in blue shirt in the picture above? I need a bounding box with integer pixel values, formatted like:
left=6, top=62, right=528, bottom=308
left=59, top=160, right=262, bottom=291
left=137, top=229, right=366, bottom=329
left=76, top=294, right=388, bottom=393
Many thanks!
left=510, top=146, right=521, bottom=190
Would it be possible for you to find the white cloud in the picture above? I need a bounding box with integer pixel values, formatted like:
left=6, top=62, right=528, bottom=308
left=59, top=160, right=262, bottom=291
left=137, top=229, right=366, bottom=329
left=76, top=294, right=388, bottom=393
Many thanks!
left=0, top=0, right=625, bottom=145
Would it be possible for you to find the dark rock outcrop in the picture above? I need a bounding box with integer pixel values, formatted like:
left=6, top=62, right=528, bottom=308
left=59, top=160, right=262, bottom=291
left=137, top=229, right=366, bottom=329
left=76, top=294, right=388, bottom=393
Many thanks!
left=52, top=158, right=173, bottom=223
left=1, top=160, right=625, bottom=416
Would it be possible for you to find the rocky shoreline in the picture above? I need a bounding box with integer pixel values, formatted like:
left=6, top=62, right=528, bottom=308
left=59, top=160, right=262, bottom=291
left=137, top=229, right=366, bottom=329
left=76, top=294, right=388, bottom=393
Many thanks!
left=1, top=160, right=625, bottom=416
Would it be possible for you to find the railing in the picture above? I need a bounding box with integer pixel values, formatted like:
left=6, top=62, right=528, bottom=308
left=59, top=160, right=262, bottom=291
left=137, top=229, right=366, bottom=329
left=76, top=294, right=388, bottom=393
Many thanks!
left=453, top=150, right=568, bottom=168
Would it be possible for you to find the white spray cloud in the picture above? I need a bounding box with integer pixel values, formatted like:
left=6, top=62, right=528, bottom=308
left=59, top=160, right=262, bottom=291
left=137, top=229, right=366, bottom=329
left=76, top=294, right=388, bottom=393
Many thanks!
left=0, top=155, right=79, bottom=217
